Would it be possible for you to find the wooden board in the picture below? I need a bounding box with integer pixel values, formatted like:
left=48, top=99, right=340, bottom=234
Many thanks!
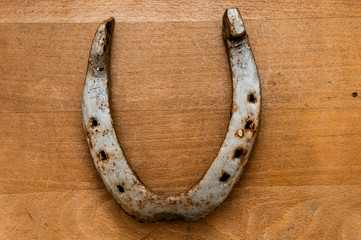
left=0, top=1, right=360, bottom=239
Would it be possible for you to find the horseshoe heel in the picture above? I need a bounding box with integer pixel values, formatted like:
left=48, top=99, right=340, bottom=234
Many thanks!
left=82, top=8, right=260, bottom=222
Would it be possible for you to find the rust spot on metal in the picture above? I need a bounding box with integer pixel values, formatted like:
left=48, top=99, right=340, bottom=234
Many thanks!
left=237, top=129, right=244, bottom=138
left=137, top=200, right=144, bottom=208
left=85, top=131, right=94, bottom=148
left=85, top=130, right=90, bottom=138
left=88, top=140, right=93, bottom=149
left=100, top=165, right=106, bottom=175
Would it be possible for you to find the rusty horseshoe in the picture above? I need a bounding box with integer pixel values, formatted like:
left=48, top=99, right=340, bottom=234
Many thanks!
left=82, top=8, right=260, bottom=222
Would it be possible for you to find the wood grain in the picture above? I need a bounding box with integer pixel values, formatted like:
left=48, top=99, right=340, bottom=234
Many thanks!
left=0, top=1, right=360, bottom=239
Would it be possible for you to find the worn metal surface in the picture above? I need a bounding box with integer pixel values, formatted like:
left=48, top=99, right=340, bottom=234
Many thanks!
left=81, top=8, right=260, bottom=222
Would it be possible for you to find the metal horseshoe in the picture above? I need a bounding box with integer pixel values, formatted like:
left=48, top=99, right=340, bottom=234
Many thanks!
left=82, top=8, right=260, bottom=222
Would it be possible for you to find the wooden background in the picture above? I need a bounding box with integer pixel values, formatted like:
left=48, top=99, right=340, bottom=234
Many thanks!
left=1, top=1, right=360, bottom=239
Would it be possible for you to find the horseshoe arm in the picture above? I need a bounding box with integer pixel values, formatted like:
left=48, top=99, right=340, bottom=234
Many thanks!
left=82, top=8, right=260, bottom=222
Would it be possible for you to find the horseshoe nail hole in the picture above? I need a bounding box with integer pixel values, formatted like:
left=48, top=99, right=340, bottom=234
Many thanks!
left=97, top=67, right=104, bottom=71
left=233, top=148, right=244, bottom=159
left=117, top=185, right=124, bottom=193
left=98, top=150, right=108, bottom=161
left=90, top=118, right=98, bottom=128
left=245, top=120, right=253, bottom=129
left=219, top=172, right=230, bottom=182
left=248, top=93, right=256, bottom=103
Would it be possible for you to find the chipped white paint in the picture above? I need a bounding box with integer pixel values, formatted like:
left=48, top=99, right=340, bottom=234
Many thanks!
left=82, top=8, right=260, bottom=222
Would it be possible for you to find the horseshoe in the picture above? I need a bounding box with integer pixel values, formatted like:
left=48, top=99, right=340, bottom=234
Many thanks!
left=82, top=8, right=260, bottom=222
